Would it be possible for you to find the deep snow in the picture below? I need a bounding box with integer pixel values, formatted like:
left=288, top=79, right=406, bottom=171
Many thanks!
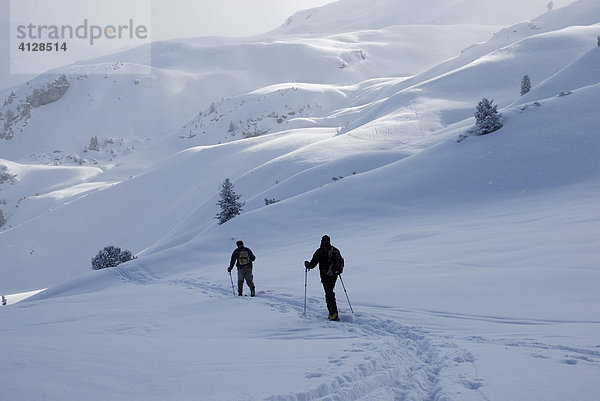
left=1, top=0, right=599, bottom=400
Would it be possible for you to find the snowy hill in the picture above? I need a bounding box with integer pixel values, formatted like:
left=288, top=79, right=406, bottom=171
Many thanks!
left=1, top=0, right=598, bottom=299
left=1, top=0, right=600, bottom=400
left=3, top=79, right=599, bottom=399
left=0, top=24, right=498, bottom=165
left=516, top=44, right=600, bottom=103
left=404, top=0, right=600, bottom=87
left=174, top=83, right=350, bottom=145
left=275, top=0, right=578, bottom=34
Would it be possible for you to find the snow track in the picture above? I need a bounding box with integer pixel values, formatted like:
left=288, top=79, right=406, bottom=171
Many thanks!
left=112, top=262, right=487, bottom=401
left=112, top=263, right=161, bottom=285
left=266, top=326, right=447, bottom=401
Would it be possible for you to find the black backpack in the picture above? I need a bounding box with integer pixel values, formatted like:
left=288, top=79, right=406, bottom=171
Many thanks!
left=327, top=247, right=344, bottom=275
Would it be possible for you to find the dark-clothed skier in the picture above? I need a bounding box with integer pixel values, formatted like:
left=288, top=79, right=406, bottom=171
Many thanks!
left=228, top=240, right=256, bottom=296
left=304, top=235, right=344, bottom=321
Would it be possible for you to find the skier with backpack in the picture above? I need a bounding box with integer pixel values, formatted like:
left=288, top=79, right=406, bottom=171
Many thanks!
left=304, top=235, right=344, bottom=321
left=228, top=240, right=257, bottom=297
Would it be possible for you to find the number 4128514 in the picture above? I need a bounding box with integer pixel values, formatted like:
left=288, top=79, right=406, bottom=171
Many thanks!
left=18, top=42, right=68, bottom=52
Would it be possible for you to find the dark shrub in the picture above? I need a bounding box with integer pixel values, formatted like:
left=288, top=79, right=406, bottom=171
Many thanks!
left=91, top=246, right=134, bottom=270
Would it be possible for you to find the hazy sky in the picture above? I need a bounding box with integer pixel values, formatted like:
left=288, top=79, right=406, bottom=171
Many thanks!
left=1, top=0, right=334, bottom=37
left=0, top=0, right=333, bottom=85
left=152, top=0, right=334, bottom=39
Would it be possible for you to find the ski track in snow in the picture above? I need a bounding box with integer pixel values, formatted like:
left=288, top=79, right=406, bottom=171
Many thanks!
left=111, top=262, right=489, bottom=401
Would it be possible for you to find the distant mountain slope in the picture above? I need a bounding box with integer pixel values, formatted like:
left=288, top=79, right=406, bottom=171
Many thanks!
left=274, top=0, right=577, bottom=34
left=398, top=0, right=600, bottom=87
left=0, top=25, right=497, bottom=165
left=516, top=45, right=600, bottom=104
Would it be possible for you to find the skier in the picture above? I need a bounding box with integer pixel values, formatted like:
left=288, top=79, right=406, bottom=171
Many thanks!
left=227, top=240, right=257, bottom=297
left=304, top=235, right=344, bottom=321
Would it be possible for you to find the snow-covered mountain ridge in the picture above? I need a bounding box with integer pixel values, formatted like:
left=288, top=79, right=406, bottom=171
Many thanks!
left=275, top=0, right=579, bottom=34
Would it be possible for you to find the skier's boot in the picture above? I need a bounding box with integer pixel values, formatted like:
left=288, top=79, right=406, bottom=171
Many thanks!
left=328, top=312, right=339, bottom=321
left=238, top=291, right=243, bottom=296
left=250, top=287, right=256, bottom=297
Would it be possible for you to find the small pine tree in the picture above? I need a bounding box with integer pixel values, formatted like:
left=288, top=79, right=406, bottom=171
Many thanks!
left=207, top=102, right=216, bottom=115
left=520, top=74, right=532, bottom=96
left=547, top=0, right=553, bottom=12
left=3, top=109, right=15, bottom=129
left=88, top=136, right=100, bottom=151
left=228, top=121, right=236, bottom=136
left=474, top=98, right=503, bottom=135
left=216, top=178, right=245, bottom=225
left=597, top=35, right=600, bottom=46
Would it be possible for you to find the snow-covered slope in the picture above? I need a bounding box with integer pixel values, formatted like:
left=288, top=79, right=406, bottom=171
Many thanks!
left=1, top=0, right=599, bottom=400
left=369, top=25, right=598, bottom=132
left=2, top=79, right=598, bottom=401
left=174, top=83, right=351, bottom=145
left=0, top=25, right=498, bottom=164
left=276, top=0, right=575, bottom=34
left=516, top=44, right=600, bottom=104
left=405, top=0, right=600, bottom=87
left=2, top=0, right=599, bottom=291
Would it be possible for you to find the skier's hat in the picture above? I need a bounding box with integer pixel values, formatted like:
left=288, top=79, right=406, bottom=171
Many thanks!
left=236, top=240, right=244, bottom=246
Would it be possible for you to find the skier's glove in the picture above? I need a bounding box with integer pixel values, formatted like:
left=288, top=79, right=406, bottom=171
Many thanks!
left=227, top=266, right=233, bottom=273
left=304, top=261, right=310, bottom=269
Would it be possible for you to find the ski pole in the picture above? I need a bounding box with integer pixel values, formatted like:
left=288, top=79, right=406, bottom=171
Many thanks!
left=229, top=271, right=236, bottom=297
left=338, top=274, right=354, bottom=314
left=304, top=267, right=308, bottom=316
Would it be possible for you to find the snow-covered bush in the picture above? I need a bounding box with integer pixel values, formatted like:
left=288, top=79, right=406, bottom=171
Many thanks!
left=216, top=178, right=244, bottom=225
left=264, top=197, right=280, bottom=205
left=520, top=75, right=532, bottom=96
left=474, top=98, right=503, bottom=135
left=91, top=246, right=134, bottom=270
left=597, top=35, right=600, bottom=46
left=0, top=165, right=17, bottom=184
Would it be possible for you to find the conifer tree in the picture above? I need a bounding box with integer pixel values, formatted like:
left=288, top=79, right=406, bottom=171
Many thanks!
left=520, top=74, right=532, bottom=96
left=228, top=121, right=236, bottom=136
left=216, top=178, right=245, bottom=225
left=88, top=136, right=100, bottom=151
left=475, top=98, right=503, bottom=135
